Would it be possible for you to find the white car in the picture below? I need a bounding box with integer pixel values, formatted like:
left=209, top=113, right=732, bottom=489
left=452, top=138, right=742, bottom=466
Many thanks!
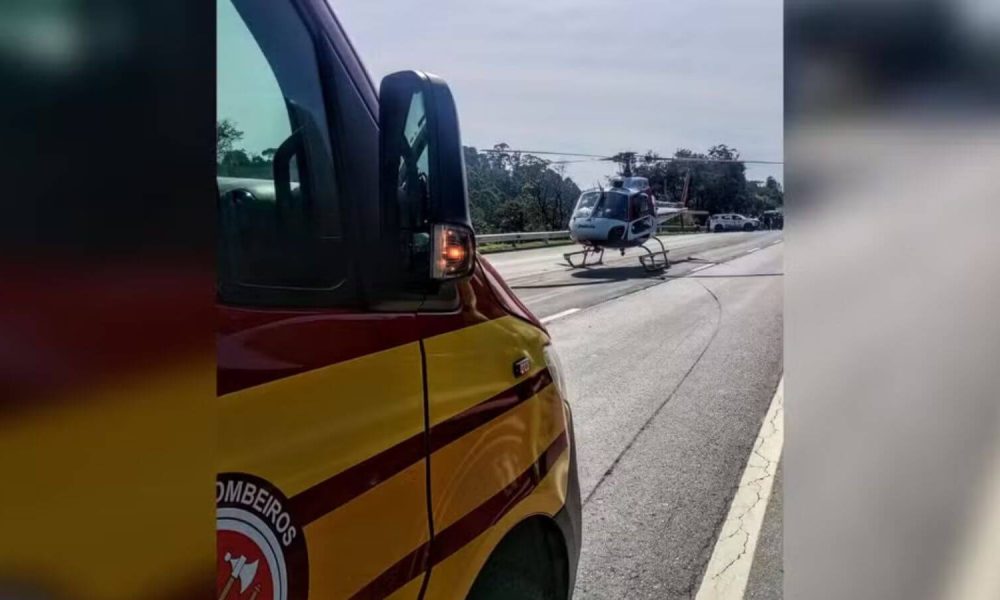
left=709, top=213, right=758, bottom=232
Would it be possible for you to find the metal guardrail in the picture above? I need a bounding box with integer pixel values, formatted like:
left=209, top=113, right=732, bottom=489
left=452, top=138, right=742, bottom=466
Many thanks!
left=478, top=230, right=571, bottom=244
left=658, top=224, right=706, bottom=233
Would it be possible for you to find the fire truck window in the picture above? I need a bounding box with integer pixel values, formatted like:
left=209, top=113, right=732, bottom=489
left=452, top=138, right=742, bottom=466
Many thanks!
left=216, top=0, right=349, bottom=307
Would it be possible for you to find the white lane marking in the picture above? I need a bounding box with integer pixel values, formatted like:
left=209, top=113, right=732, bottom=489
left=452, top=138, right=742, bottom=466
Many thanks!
left=747, top=247, right=761, bottom=254
left=526, top=286, right=576, bottom=305
left=769, top=239, right=782, bottom=246
left=696, top=378, right=784, bottom=600
left=691, top=263, right=715, bottom=274
left=540, top=307, right=580, bottom=324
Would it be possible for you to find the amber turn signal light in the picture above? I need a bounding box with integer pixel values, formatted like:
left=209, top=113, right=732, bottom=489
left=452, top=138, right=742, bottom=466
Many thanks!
left=432, top=224, right=476, bottom=280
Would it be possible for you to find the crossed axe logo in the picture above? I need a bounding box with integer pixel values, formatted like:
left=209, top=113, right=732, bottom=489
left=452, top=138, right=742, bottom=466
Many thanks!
left=219, top=552, right=262, bottom=600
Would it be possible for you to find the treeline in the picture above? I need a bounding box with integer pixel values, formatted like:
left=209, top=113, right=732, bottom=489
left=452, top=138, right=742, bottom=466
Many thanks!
left=217, top=119, right=783, bottom=233
left=216, top=119, right=276, bottom=179
left=464, top=144, right=582, bottom=234
left=631, top=145, right=783, bottom=217
left=465, top=143, right=782, bottom=234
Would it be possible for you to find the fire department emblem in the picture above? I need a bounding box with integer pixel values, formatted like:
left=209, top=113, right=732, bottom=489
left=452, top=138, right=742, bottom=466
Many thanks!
left=217, top=473, right=309, bottom=600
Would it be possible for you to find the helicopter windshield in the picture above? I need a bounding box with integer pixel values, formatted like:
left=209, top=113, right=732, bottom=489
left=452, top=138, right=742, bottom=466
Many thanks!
left=593, top=191, right=629, bottom=221
left=573, top=191, right=600, bottom=218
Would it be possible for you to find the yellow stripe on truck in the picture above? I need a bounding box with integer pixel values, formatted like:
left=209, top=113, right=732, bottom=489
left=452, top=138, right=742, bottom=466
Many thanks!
left=218, top=342, right=424, bottom=498
left=423, top=316, right=550, bottom=428
left=303, top=459, right=427, bottom=597
left=219, top=341, right=428, bottom=599
left=424, top=450, right=571, bottom=600
left=422, top=315, right=569, bottom=598
left=428, top=384, right=565, bottom=529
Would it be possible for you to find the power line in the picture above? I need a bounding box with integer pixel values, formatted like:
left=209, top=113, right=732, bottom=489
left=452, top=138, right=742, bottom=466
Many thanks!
left=480, top=148, right=608, bottom=159
left=480, top=147, right=783, bottom=165
left=548, top=158, right=607, bottom=165
left=660, top=157, right=784, bottom=165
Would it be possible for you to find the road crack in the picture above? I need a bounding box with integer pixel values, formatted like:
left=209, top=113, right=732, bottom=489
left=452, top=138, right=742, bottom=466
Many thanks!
left=696, top=383, right=783, bottom=595
left=582, top=280, right=724, bottom=507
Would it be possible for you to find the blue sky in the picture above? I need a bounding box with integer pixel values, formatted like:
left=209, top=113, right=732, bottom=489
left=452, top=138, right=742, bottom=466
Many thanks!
left=332, top=0, right=783, bottom=188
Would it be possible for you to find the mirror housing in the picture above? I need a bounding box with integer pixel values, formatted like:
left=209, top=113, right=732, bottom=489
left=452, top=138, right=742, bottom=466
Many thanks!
left=379, top=70, right=475, bottom=284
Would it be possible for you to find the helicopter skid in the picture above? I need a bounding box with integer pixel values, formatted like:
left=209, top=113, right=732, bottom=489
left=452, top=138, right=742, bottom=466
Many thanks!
left=564, top=246, right=605, bottom=268
left=637, top=238, right=670, bottom=272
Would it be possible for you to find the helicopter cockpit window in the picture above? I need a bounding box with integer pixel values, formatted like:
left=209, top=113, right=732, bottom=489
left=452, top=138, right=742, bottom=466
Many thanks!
left=578, top=192, right=599, bottom=209
left=595, top=191, right=629, bottom=221
left=573, top=192, right=600, bottom=218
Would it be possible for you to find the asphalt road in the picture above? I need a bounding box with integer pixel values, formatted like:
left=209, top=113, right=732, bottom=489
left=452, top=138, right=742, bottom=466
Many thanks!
left=487, top=231, right=785, bottom=598
left=490, top=231, right=782, bottom=322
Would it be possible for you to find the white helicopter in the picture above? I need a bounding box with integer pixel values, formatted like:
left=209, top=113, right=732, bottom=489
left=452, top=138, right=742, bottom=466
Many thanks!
left=478, top=146, right=780, bottom=271
left=565, top=175, right=688, bottom=271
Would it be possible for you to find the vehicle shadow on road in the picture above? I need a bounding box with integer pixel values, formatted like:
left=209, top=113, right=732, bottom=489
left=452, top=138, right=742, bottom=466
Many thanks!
left=568, top=264, right=665, bottom=281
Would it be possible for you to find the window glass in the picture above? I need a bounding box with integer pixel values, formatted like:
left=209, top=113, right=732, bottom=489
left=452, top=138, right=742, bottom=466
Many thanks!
left=595, top=192, right=629, bottom=221
left=634, top=194, right=652, bottom=217
left=629, top=195, right=642, bottom=218
left=217, top=0, right=350, bottom=306
left=577, top=192, right=600, bottom=209
left=216, top=1, right=296, bottom=181
left=573, top=192, right=600, bottom=218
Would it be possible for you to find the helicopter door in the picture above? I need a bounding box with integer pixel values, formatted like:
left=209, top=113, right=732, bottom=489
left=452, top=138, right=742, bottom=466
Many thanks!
left=627, top=193, right=654, bottom=241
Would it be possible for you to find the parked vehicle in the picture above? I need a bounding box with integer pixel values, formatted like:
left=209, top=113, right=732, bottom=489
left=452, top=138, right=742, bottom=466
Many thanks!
left=217, top=1, right=580, bottom=598
left=709, top=213, right=759, bottom=232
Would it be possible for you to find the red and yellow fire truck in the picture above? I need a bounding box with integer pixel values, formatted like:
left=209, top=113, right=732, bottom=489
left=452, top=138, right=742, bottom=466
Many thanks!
left=216, top=0, right=581, bottom=598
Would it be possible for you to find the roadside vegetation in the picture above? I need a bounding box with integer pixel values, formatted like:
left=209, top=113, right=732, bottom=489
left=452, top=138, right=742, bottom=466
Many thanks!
left=216, top=121, right=783, bottom=235
left=464, top=143, right=783, bottom=234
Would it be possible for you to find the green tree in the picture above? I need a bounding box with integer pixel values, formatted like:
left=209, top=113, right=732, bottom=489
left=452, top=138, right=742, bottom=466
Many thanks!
left=216, top=120, right=275, bottom=179
left=763, top=176, right=783, bottom=207
left=463, top=144, right=582, bottom=233
left=634, top=145, right=779, bottom=217
left=216, top=119, right=244, bottom=163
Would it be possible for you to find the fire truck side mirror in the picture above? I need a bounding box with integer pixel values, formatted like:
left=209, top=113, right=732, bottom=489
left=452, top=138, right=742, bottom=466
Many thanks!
left=379, top=71, right=475, bottom=284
